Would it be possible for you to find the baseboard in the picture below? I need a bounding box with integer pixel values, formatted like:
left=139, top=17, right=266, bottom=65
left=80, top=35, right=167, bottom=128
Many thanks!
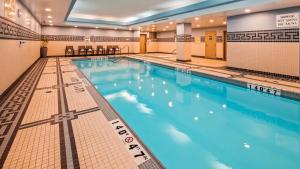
left=176, top=59, right=191, bottom=62
left=146, top=52, right=175, bottom=54
left=192, top=55, right=224, bottom=60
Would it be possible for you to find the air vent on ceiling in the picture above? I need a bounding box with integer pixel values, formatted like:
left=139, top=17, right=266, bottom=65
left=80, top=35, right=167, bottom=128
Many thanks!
left=153, top=18, right=169, bottom=22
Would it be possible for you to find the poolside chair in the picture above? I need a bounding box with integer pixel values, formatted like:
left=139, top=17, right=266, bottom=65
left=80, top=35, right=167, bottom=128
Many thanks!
left=113, top=45, right=121, bottom=55
left=107, top=45, right=114, bottom=55
left=96, top=45, right=105, bottom=55
left=65, top=46, right=74, bottom=56
left=78, top=46, right=86, bottom=56
left=86, top=46, right=94, bottom=56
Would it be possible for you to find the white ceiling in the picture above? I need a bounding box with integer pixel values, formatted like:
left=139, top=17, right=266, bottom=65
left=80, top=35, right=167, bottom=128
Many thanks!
left=70, top=0, right=206, bottom=22
left=20, top=0, right=300, bottom=32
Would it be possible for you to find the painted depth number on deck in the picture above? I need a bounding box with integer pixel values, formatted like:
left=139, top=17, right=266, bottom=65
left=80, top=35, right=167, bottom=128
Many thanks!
left=247, top=83, right=281, bottom=96
left=111, top=119, right=150, bottom=165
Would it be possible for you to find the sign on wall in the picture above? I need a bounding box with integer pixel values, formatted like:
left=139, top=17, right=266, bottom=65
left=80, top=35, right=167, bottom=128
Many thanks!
left=276, top=13, right=299, bottom=28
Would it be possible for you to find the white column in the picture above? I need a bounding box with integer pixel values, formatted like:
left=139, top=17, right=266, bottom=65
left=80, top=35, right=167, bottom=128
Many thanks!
left=176, top=23, right=192, bottom=62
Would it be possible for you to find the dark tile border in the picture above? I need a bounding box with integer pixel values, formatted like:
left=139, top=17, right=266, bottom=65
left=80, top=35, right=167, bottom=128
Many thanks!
left=0, top=58, right=47, bottom=167
left=227, top=28, right=299, bottom=42
left=0, top=16, right=40, bottom=41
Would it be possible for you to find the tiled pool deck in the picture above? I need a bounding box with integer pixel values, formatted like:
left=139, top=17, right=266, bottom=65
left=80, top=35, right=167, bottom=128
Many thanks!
left=0, top=55, right=300, bottom=169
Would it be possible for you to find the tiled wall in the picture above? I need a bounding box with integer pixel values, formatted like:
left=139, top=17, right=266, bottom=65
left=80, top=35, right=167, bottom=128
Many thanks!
left=147, top=27, right=226, bottom=59
left=0, top=0, right=41, bottom=95
left=227, top=7, right=300, bottom=77
left=42, top=27, right=140, bottom=55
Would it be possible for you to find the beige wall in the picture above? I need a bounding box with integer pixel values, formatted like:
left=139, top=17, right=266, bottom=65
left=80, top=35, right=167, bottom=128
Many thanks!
left=0, top=0, right=41, bottom=95
left=227, top=42, right=299, bottom=76
left=192, top=27, right=226, bottom=58
left=43, top=26, right=140, bottom=55
left=227, top=7, right=300, bottom=77
left=146, top=27, right=226, bottom=59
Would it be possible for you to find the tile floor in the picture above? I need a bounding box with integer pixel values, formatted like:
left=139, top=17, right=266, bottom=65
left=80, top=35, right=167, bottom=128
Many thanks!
left=0, top=55, right=299, bottom=169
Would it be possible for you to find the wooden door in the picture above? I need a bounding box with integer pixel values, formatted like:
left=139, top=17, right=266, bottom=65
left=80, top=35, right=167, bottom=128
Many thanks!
left=140, top=34, right=147, bottom=54
left=205, top=31, right=217, bottom=58
left=223, top=31, right=227, bottom=61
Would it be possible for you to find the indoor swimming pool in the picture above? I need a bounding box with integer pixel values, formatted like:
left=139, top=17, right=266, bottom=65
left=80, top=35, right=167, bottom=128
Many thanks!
left=74, top=58, right=300, bottom=169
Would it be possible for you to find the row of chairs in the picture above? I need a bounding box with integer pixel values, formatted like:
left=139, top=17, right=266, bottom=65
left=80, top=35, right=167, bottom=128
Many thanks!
left=65, top=45, right=121, bottom=56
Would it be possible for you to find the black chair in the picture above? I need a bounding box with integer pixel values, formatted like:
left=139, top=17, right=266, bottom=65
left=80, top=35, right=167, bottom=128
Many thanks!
left=86, top=46, right=94, bottom=55
left=65, top=46, right=74, bottom=56
left=96, top=45, right=105, bottom=55
left=107, top=45, right=114, bottom=55
left=113, top=45, right=121, bottom=55
left=78, top=46, right=86, bottom=56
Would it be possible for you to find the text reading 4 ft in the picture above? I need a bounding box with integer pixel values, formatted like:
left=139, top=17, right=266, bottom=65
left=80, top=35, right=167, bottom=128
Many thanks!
left=111, top=119, right=150, bottom=165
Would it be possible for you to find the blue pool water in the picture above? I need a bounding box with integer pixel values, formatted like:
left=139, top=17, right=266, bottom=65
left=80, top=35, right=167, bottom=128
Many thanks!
left=74, top=58, right=300, bottom=169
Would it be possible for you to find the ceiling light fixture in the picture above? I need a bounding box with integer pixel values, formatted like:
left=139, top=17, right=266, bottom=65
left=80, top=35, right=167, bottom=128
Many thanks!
left=245, top=9, right=251, bottom=13
left=223, top=21, right=227, bottom=25
left=49, top=24, right=53, bottom=26
left=194, top=17, right=199, bottom=21
left=45, top=8, right=51, bottom=12
left=74, top=26, right=78, bottom=28
left=95, top=27, right=99, bottom=29
left=210, top=19, right=214, bottom=23
left=47, top=16, right=52, bottom=19
left=169, top=21, right=174, bottom=25
left=166, top=26, right=169, bottom=28
left=48, top=20, right=53, bottom=23
left=196, top=24, right=200, bottom=27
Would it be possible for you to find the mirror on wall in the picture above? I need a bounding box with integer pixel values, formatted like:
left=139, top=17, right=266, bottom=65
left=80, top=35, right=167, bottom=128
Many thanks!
left=4, top=0, right=16, bottom=20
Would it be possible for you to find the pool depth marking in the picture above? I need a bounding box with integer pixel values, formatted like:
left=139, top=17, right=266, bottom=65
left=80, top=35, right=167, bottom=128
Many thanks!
left=247, top=83, right=281, bottom=96
left=111, top=119, right=150, bottom=165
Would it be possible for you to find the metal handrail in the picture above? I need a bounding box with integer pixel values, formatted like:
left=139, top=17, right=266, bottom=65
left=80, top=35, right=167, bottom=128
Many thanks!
left=121, top=45, right=130, bottom=56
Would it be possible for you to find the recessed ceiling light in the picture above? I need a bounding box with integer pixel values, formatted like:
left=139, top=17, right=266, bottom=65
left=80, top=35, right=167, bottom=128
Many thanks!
left=210, top=19, right=214, bottom=23
left=114, top=28, right=118, bottom=30
left=196, top=24, right=200, bottom=27
left=223, top=21, right=227, bottom=25
left=245, top=9, right=251, bottom=13
left=152, top=25, right=156, bottom=27
left=95, top=27, right=99, bottom=29
left=47, top=16, right=52, bottom=19
left=169, top=21, right=173, bottom=25
left=74, top=26, right=78, bottom=28
left=49, top=24, right=53, bottom=26
left=166, top=26, right=169, bottom=28
left=163, top=28, right=166, bottom=31
left=48, top=20, right=52, bottom=23
left=194, top=17, right=199, bottom=21
left=45, top=8, right=51, bottom=12
left=25, top=18, right=30, bottom=21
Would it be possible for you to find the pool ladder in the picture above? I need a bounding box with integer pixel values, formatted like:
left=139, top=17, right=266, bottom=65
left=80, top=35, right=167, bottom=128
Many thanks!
left=176, top=67, right=192, bottom=74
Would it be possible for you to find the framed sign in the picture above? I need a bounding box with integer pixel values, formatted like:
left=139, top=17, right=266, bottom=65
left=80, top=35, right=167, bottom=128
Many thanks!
left=276, top=13, right=299, bottom=28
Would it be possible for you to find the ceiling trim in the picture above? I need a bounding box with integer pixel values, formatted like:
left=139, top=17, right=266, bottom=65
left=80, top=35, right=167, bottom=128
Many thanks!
left=65, top=0, right=243, bottom=26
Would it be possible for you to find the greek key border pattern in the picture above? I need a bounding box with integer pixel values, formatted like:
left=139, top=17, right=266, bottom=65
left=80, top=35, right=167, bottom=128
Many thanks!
left=41, top=35, right=140, bottom=42
left=176, top=34, right=193, bottom=42
left=90, top=36, right=139, bottom=42
left=227, top=28, right=299, bottom=42
left=0, top=16, right=40, bottom=41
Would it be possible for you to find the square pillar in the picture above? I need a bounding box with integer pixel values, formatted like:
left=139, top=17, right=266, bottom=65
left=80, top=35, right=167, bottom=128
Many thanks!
left=176, top=23, right=193, bottom=62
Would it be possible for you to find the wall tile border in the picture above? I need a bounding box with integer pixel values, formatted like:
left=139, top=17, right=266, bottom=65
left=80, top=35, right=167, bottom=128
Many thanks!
left=176, top=34, right=193, bottom=42
left=0, top=16, right=40, bottom=41
left=227, top=28, right=299, bottom=42
left=41, top=35, right=140, bottom=42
